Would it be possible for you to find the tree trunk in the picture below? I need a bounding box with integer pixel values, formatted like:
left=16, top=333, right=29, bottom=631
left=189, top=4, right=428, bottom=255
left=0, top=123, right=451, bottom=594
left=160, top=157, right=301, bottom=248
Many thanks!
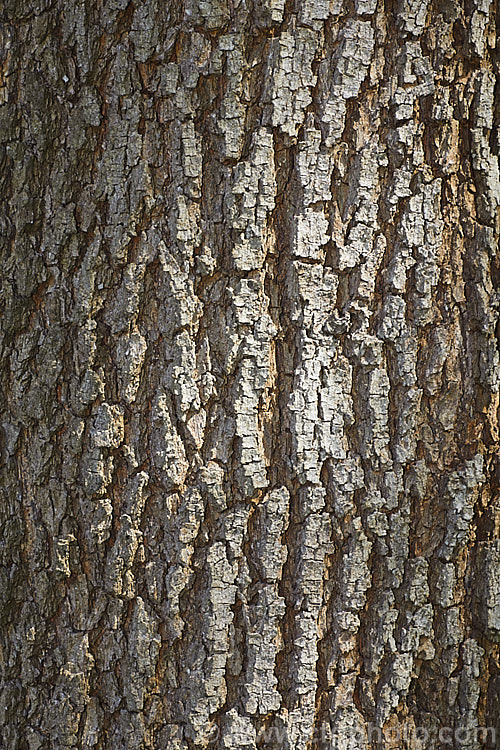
left=0, top=0, right=499, bottom=747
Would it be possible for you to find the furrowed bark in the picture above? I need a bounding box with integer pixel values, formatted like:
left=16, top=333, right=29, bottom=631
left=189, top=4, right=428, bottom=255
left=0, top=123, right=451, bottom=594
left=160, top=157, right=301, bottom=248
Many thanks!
left=0, top=0, right=498, bottom=748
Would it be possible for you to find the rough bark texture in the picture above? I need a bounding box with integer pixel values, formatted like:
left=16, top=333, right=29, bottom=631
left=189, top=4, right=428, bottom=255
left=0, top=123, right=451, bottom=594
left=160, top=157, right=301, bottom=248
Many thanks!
left=0, top=0, right=499, bottom=748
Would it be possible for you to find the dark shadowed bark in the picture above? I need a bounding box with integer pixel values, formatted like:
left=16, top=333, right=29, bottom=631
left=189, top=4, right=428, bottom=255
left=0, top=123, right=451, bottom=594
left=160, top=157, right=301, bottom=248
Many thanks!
left=0, top=0, right=499, bottom=747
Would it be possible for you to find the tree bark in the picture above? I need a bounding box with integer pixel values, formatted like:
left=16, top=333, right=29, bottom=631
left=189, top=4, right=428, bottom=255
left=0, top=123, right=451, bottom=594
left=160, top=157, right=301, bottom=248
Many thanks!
left=0, top=0, right=499, bottom=747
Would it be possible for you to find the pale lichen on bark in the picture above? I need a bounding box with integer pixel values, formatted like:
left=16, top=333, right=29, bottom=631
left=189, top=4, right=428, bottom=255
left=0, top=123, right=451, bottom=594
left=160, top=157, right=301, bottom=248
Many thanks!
left=0, top=0, right=498, bottom=748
